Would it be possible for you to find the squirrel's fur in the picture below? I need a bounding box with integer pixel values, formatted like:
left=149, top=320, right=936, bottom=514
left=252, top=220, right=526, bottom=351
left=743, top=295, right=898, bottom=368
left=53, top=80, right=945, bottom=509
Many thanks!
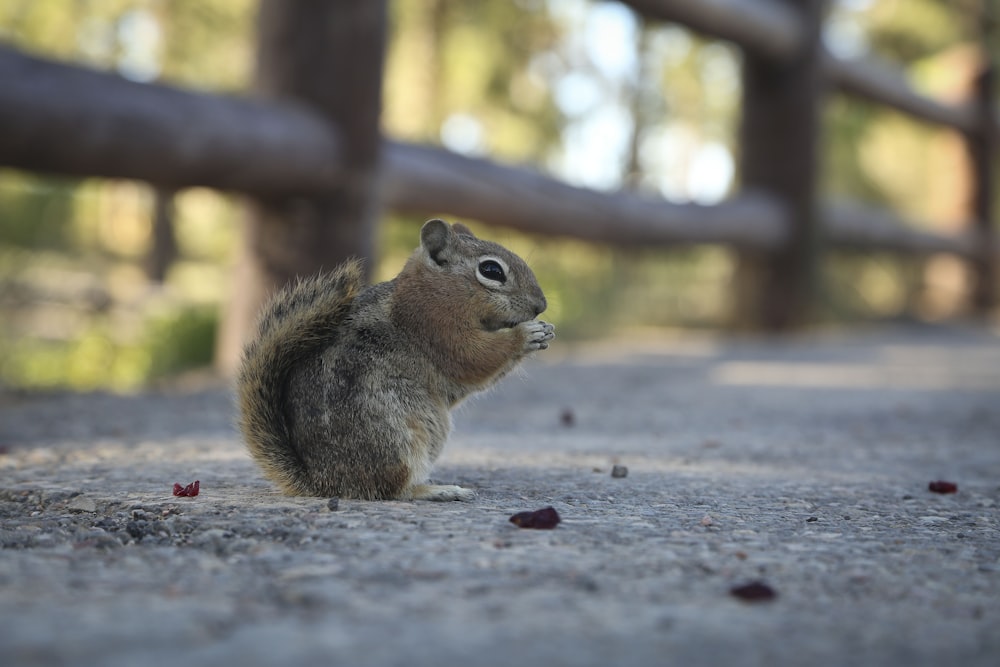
left=236, top=219, right=553, bottom=501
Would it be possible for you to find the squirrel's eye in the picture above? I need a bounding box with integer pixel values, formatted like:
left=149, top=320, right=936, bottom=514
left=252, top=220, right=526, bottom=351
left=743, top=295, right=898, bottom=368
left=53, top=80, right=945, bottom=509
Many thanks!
left=478, top=260, right=506, bottom=284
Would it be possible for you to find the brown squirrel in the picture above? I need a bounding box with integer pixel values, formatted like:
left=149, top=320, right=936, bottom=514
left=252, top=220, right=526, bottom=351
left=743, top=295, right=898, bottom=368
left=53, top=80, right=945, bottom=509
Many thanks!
left=237, top=219, right=554, bottom=500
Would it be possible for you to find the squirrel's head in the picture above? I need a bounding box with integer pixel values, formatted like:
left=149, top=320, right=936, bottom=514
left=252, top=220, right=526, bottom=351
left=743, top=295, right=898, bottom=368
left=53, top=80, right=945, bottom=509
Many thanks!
left=411, top=218, right=547, bottom=330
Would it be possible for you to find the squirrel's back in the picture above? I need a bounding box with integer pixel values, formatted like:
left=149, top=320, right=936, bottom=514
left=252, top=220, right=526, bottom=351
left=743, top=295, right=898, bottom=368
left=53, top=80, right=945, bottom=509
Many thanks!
left=236, top=259, right=364, bottom=495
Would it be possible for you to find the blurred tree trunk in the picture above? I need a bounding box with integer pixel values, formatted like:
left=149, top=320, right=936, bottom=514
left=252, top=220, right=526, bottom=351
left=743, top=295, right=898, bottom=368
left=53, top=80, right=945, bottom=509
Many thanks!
left=145, top=186, right=178, bottom=284
left=623, top=13, right=651, bottom=191
left=216, top=0, right=387, bottom=374
left=426, top=0, right=450, bottom=136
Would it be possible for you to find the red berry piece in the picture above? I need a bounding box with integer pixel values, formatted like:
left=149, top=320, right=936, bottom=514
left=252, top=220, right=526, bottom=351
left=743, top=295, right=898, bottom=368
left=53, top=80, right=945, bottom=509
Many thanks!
left=730, top=581, right=777, bottom=602
left=928, top=481, right=957, bottom=494
left=172, top=480, right=200, bottom=497
left=509, top=506, right=560, bottom=529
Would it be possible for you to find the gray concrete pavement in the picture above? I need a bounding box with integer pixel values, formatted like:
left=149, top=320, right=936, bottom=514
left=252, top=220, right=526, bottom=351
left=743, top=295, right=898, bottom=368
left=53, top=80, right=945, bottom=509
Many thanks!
left=1, top=326, right=998, bottom=666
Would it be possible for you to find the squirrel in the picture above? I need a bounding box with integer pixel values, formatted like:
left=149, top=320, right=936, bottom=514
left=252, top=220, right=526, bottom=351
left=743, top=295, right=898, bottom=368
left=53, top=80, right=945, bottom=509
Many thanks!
left=236, top=219, right=554, bottom=501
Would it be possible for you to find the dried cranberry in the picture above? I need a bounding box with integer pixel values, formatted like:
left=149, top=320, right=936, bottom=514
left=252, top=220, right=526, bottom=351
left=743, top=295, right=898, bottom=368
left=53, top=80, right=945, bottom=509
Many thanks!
left=172, top=480, right=200, bottom=497
left=730, top=581, right=777, bottom=602
left=509, top=506, right=560, bottom=529
left=928, top=481, right=958, bottom=494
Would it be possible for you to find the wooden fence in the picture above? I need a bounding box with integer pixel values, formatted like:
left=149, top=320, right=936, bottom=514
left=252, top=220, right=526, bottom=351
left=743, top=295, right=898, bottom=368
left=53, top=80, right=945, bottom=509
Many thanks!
left=0, top=0, right=997, bottom=370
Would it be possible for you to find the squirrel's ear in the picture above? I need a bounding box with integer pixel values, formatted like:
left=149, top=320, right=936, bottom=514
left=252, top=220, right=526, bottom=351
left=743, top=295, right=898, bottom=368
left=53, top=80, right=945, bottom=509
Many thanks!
left=420, top=219, right=451, bottom=265
left=452, top=222, right=476, bottom=239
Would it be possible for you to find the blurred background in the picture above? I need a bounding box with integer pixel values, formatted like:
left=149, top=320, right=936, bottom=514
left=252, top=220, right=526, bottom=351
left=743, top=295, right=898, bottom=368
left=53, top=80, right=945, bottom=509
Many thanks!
left=0, top=0, right=994, bottom=391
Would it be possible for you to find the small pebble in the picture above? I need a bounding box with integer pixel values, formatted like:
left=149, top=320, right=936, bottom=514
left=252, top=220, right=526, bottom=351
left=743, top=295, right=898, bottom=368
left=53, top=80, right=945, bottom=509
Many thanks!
left=806, top=516, right=819, bottom=522
left=559, top=409, right=576, bottom=427
left=327, top=498, right=340, bottom=511
left=611, top=465, right=628, bottom=479
left=67, top=496, right=97, bottom=513
left=700, top=515, right=714, bottom=527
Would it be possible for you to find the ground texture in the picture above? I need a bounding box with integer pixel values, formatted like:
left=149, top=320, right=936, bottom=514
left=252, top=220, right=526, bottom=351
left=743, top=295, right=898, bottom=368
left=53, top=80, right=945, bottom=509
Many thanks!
left=1, top=326, right=999, bottom=667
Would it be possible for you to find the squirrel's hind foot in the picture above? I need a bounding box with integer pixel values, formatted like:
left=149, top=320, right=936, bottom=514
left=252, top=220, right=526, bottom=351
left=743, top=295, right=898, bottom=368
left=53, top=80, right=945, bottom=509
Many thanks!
left=409, top=484, right=476, bottom=502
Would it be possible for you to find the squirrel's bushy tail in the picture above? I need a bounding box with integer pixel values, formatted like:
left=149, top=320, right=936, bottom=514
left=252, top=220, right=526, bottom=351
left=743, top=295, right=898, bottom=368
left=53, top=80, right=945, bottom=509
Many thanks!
left=236, top=260, right=364, bottom=495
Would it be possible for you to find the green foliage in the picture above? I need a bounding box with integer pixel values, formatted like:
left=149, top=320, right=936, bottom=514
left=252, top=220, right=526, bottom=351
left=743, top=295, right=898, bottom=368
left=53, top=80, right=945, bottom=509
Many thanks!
left=2, top=323, right=143, bottom=392
left=0, top=173, right=233, bottom=390
left=385, top=0, right=563, bottom=160
left=0, top=0, right=130, bottom=63
left=866, top=0, right=966, bottom=62
left=0, top=173, right=78, bottom=249
left=141, top=305, right=218, bottom=380
left=157, top=0, right=254, bottom=90
left=0, top=303, right=218, bottom=391
left=821, top=98, right=890, bottom=206
left=0, top=0, right=253, bottom=88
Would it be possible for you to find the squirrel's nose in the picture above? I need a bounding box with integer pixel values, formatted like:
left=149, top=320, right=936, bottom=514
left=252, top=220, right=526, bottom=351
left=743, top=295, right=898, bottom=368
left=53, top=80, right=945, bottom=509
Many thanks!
left=533, top=297, right=547, bottom=317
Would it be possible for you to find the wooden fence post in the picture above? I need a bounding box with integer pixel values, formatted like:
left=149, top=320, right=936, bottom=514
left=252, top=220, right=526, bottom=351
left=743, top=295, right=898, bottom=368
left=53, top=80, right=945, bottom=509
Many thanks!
left=735, top=0, right=825, bottom=330
left=216, top=0, right=387, bottom=374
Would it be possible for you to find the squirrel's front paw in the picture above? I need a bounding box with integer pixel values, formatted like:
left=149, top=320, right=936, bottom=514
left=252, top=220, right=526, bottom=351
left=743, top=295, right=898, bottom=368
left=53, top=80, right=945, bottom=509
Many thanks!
left=521, top=320, right=555, bottom=352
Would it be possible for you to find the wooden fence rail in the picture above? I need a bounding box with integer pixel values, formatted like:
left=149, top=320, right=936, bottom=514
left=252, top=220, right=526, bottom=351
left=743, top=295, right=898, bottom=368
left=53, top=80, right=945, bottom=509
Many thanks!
left=384, top=142, right=789, bottom=249
left=824, top=202, right=984, bottom=258
left=0, top=46, right=787, bottom=250
left=617, top=0, right=806, bottom=60
left=826, top=54, right=980, bottom=133
left=0, top=45, right=343, bottom=195
left=0, top=0, right=997, bottom=369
